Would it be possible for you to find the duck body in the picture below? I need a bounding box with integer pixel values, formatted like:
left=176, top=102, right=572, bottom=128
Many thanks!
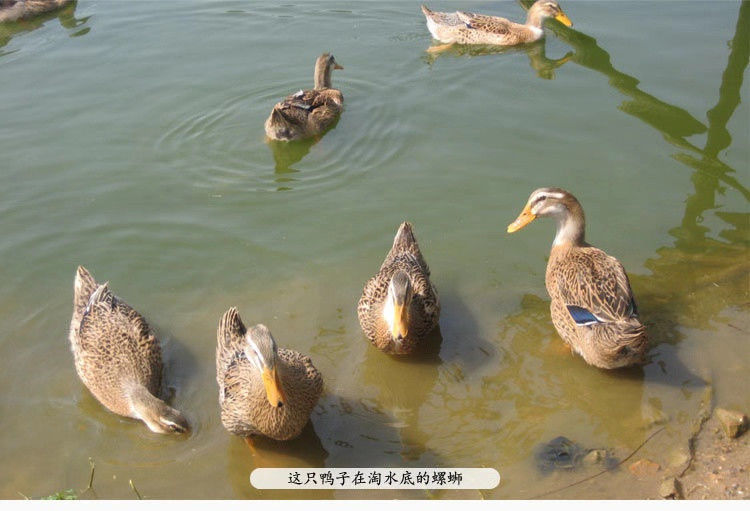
left=216, top=308, right=322, bottom=441
left=358, top=222, right=440, bottom=355
left=68, top=266, right=188, bottom=433
left=421, top=1, right=572, bottom=46
left=508, top=188, right=648, bottom=369
left=264, top=53, right=343, bottom=142
left=546, top=244, right=648, bottom=369
left=0, top=0, right=72, bottom=23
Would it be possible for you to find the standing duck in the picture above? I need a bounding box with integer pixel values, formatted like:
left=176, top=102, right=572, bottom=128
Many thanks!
left=216, top=307, right=323, bottom=441
left=0, top=0, right=72, bottom=22
left=421, top=0, right=572, bottom=47
left=68, top=266, right=188, bottom=433
left=358, top=222, right=440, bottom=355
left=264, top=53, right=344, bottom=142
left=507, top=188, right=648, bottom=369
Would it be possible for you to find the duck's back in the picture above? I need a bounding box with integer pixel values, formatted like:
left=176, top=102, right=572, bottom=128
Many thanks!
left=69, top=267, right=162, bottom=416
left=265, top=88, right=343, bottom=141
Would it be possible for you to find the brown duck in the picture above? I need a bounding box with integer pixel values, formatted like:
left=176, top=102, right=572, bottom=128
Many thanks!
left=0, top=0, right=72, bottom=22
left=216, top=307, right=323, bottom=441
left=507, top=188, right=648, bottom=369
left=358, top=222, right=440, bottom=355
left=421, top=0, right=572, bottom=47
left=264, top=53, right=344, bottom=142
left=68, top=266, right=189, bottom=433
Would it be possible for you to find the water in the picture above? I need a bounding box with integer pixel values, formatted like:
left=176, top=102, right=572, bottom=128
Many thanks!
left=0, top=0, right=748, bottom=499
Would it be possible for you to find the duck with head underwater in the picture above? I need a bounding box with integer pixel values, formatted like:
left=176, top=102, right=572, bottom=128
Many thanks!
left=421, top=0, right=572, bottom=47
left=68, top=266, right=189, bottom=434
left=507, top=188, right=649, bottom=369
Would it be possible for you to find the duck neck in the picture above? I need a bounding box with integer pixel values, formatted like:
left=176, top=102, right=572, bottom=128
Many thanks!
left=526, top=7, right=546, bottom=28
left=314, top=63, right=332, bottom=90
left=552, top=202, right=586, bottom=247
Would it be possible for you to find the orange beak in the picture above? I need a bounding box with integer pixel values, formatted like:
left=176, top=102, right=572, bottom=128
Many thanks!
left=261, top=367, right=286, bottom=408
left=391, top=303, right=409, bottom=340
left=555, top=12, right=573, bottom=27
left=507, top=204, right=537, bottom=233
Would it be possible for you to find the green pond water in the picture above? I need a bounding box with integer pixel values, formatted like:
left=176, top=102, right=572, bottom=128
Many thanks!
left=0, top=0, right=748, bottom=500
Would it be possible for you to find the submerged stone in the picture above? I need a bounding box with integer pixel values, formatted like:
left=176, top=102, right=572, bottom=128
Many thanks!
left=715, top=408, right=748, bottom=439
left=534, top=436, right=616, bottom=474
left=659, top=477, right=683, bottom=499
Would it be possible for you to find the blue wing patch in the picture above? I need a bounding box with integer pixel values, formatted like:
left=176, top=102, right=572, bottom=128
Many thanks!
left=566, top=305, right=600, bottom=326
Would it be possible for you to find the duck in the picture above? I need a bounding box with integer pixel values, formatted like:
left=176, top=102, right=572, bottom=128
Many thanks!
left=421, top=0, right=572, bottom=47
left=507, top=188, right=648, bottom=369
left=0, top=0, right=72, bottom=23
left=358, top=222, right=440, bottom=355
left=68, top=266, right=189, bottom=433
left=216, top=307, right=323, bottom=441
left=264, top=53, right=344, bottom=142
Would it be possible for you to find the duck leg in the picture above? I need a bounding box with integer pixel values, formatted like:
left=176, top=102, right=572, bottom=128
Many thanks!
left=426, top=42, right=455, bottom=54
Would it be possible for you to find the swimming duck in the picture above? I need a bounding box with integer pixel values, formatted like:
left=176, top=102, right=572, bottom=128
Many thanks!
left=68, top=266, right=189, bottom=433
left=264, top=53, right=344, bottom=142
left=358, top=222, right=441, bottom=355
left=421, top=0, right=572, bottom=47
left=507, top=188, right=648, bottom=369
left=216, top=307, right=323, bottom=441
left=0, top=0, right=72, bottom=23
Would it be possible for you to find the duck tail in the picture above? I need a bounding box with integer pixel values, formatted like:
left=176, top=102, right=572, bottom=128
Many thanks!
left=421, top=4, right=433, bottom=17
left=73, top=265, right=99, bottom=320
left=391, top=221, right=418, bottom=253
left=216, top=307, right=247, bottom=377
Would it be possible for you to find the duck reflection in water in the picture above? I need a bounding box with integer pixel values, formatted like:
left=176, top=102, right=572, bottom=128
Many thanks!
left=1, top=0, right=89, bottom=51
left=424, top=40, right=572, bottom=80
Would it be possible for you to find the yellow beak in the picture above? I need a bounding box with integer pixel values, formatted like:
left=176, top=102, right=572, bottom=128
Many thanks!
left=555, top=12, right=573, bottom=27
left=391, top=303, right=409, bottom=340
left=261, top=367, right=286, bottom=408
left=507, top=204, right=537, bottom=233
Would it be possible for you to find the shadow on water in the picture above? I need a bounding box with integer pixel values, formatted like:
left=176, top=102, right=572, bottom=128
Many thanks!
left=226, top=420, right=334, bottom=499
left=0, top=0, right=89, bottom=54
left=513, top=0, right=750, bottom=340
left=359, top=336, right=443, bottom=461
left=437, top=291, right=498, bottom=373
left=627, top=0, right=750, bottom=348
left=423, top=40, right=573, bottom=80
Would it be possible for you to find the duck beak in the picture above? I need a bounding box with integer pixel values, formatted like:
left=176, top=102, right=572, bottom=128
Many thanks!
left=334, top=62, right=344, bottom=70
left=261, top=367, right=286, bottom=408
left=507, top=204, right=536, bottom=233
left=555, top=11, right=573, bottom=27
left=390, top=303, right=409, bottom=340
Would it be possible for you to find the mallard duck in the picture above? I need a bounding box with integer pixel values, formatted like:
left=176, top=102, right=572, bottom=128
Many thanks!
left=421, top=0, right=572, bottom=47
left=358, top=222, right=440, bottom=355
left=507, top=188, right=648, bottom=369
left=68, top=266, right=189, bottom=433
left=216, top=307, right=323, bottom=441
left=0, top=0, right=72, bottom=23
left=264, top=53, right=344, bottom=142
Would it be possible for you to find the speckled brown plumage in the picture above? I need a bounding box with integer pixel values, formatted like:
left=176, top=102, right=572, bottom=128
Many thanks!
left=216, top=307, right=323, bottom=440
left=264, top=53, right=343, bottom=141
left=547, top=245, right=648, bottom=369
left=68, top=266, right=188, bottom=433
left=0, top=0, right=72, bottom=23
left=357, top=222, right=440, bottom=354
left=421, top=1, right=571, bottom=46
left=508, top=188, right=648, bottom=369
